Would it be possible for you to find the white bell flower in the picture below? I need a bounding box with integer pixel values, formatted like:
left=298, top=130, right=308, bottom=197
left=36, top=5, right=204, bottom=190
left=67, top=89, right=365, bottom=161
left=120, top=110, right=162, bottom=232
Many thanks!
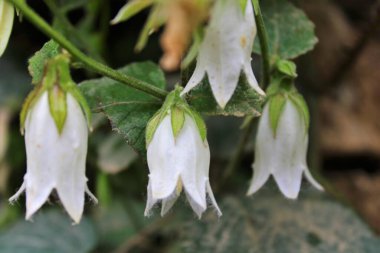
left=145, top=114, right=221, bottom=218
left=0, top=0, right=14, bottom=57
left=9, top=92, right=97, bottom=223
left=247, top=100, right=323, bottom=199
left=181, top=0, right=264, bottom=108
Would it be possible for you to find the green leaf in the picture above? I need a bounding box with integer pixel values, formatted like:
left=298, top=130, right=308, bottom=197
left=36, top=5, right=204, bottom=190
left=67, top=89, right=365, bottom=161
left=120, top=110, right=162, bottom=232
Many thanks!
left=253, top=0, right=318, bottom=59
left=79, top=61, right=166, bottom=156
left=276, top=59, right=297, bottom=78
left=111, top=0, right=154, bottom=25
left=179, top=190, right=380, bottom=253
left=28, top=40, right=60, bottom=85
left=187, top=75, right=265, bottom=117
left=0, top=210, right=97, bottom=253
left=171, top=106, right=185, bottom=139
left=268, top=94, right=286, bottom=137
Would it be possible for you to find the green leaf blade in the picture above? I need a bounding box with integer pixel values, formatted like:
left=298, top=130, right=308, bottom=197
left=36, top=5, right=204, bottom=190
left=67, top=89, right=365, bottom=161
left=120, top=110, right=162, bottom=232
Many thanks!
left=79, top=61, right=166, bottom=156
left=253, top=0, right=318, bottom=59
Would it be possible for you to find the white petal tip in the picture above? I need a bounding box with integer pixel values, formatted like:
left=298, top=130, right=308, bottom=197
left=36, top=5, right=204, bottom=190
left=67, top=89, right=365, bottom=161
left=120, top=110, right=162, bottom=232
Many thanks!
left=280, top=190, right=299, bottom=200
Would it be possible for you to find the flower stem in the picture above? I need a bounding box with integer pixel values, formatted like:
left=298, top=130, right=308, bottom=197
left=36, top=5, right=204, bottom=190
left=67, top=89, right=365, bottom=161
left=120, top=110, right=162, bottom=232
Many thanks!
left=9, top=0, right=168, bottom=99
left=252, top=0, right=271, bottom=89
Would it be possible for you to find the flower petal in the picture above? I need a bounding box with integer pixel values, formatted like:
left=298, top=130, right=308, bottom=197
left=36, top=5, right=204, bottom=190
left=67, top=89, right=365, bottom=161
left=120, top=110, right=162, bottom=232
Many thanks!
left=271, top=101, right=307, bottom=199
left=183, top=0, right=259, bottom=108
left=206, top=181, right=222, bottom=217
left=144, top=180, right=158, bottom=217
left=55, top=94, right=89, bottom=223
left=179, top=116, right=209, bottom=212
left=0, top=0, right=14, bottom=57
left=304, top=168, right=324, bottom=191
left=247, top=163, right=271, bottom=196
left=161, top=191, right=180, bottom=217
left=147, top=116, right=181, bottom=200
left=23, top=92, right=56, bottom=219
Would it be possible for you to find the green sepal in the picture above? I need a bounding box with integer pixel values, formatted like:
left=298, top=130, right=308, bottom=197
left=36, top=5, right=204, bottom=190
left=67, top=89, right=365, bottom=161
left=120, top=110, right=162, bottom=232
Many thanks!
left=111, top=0, right=154, bottom=25
left=52, top=53, right=92, bottom=130
left=239, top=0, right=249, bottom=13
left=171, top=106, right=185, bottom=139
left=19, top=84, right=45, bottom=135
left=68, top=86, right=92, bottom=130
left=186, top=108, right=207, bottom=142
left=48, top=85, right=67, bottom=134
left=268, top=94, right=287, bottom=137
left=146, top=86, right=207, bottom=145
left=145, top=109, right=164, bottom=145
left=289, top=92, right=310, bottom=132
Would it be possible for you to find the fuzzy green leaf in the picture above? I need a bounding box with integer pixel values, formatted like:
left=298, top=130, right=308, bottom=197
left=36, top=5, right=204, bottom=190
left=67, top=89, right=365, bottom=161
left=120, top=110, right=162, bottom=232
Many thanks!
left=268, top=94, right=286, bottom=137
left=79, top=61, right=166, bottom=156
left=187, top=75, right=265, bottom=117
left=28, top=40, right=60, bottom=85
left=253, top=0, right=318, bottom=59
left=276, top=59, right=297, bottom=78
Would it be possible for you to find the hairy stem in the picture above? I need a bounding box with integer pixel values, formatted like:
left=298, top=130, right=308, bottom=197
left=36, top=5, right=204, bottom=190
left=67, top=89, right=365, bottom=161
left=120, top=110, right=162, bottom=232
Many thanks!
left=9, top=0, right=168, bottom=99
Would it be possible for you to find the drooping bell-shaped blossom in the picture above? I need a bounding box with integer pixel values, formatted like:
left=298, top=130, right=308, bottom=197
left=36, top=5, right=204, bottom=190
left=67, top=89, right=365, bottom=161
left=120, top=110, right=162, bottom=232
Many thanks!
left=0, top=0, right=14, bottom=57
left=181, top=0, right=264, bottom=108
left=247, top=101, right=323, bottom=199
left=145, top=114, right=221, bottom=218
left=9, top=92, right=97, bottom=223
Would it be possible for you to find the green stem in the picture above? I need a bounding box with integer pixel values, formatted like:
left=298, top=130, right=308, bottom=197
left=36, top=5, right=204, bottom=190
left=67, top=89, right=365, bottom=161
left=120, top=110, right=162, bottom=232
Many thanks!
left=252, top=0, right=271, bottom=89
left=9, top=0, right=168, bottom=99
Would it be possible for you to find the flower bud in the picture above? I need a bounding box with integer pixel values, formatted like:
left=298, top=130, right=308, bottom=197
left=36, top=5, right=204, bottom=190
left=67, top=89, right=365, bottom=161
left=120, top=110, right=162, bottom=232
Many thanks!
left=9, top=54, right=96, bottom=223
left=247, top=92, right=323, bottom=199
left=181, top=0, right=264, bottom=108
left=145, top=88, right=221, bottom=218
left=0, top=0, right=14, bottom=57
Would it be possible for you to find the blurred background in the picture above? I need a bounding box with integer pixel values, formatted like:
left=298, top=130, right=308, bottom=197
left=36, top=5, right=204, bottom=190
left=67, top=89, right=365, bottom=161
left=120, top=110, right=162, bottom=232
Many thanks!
left=0, top=0, right=379, bottom=252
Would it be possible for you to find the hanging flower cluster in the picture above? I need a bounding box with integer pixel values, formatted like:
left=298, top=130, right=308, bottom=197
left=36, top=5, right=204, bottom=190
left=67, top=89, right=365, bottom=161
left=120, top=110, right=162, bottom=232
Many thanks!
left=6, top=0, right=325, bottom=224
